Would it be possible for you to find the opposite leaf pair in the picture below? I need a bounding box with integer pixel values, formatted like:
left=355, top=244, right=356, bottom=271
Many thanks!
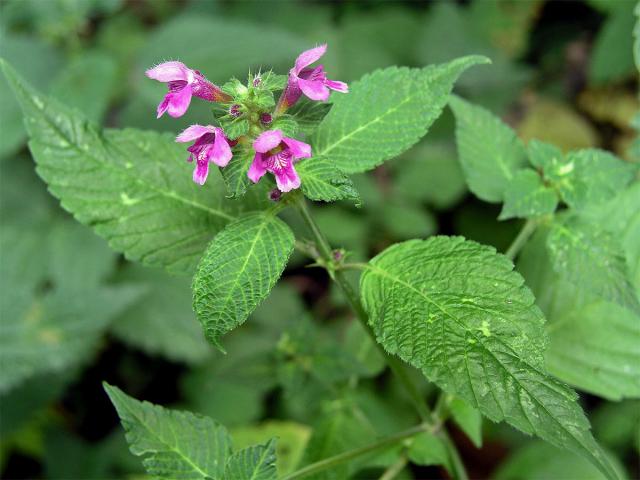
left=146, top=45, right=348, bottom=192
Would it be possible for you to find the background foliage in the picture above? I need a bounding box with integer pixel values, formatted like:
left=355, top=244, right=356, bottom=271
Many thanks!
left=0, top=0, right=638, bottom=478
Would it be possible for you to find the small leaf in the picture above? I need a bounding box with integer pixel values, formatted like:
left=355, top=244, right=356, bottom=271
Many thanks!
left=549, top=149, right=636, bottom=211
left=408, top=432, right=451, bottom=473
left=450, top=95, right=527, bottom=202
left=499, top=169, right=558, bottom=220
left=289, top=101, right=331, bottom=136
left=546, top=216, right=639, bottom=314
left=271, top=115, right=298, bottom=137
left=223, top=439, right=278, bottom=480
left=221, top=149, right=267, bottom=199
left=360, top=236, right=618, bottom=480
left=298, top=157, right=360, bottom=204
left=0, top=59, right=267, bottom=275
left=103, top=383, right=232, bottom=479
left=450, top=397, right=483, bottom=448
left=193, top=212, right=294, bottom=348
left=527, top=139, right=564, bottom=170
left=313, top=56, right=489, bottom=174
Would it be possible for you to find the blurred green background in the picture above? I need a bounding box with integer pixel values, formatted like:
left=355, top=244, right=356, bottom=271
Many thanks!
left=0, top=0, right=638, bottom=479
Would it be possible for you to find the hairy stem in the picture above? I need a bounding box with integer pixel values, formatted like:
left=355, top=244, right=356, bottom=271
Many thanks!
left=505, top=218, right=537, bottom=260
left=281, top=424, right=428, bottom=480
left=294, top=197, right=469, bottom=480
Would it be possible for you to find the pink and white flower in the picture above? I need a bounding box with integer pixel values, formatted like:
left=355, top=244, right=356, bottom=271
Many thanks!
left=277, top=44, right=348, bottom=112
left=146, top=61, right=231, bottom=118
left=176, top=125, right=232, bottom=185
left=247, top=130, right=311, bottom=192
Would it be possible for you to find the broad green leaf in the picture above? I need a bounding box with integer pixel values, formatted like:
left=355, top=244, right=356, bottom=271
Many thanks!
left=297, top=157, right=360, bottom=204
left=449, top=397, right=483, bottom=448
left=231, top=422, right=311, bottom=477
left=495, top=442, right=626, bottom=480
left=360, top=236, right=617, bottom=480
left=527, top=139, right=564, bottom=171
left=0, top=285, right=141, bottom=393
left=499, top=169, right=558, bottom=220
left=408, top=432, right=451, bottom=473
left=449, top=95, right=527, bottom=202
left=111, top=264, right=211, bottom=365
left=549, top=149, right=636, bottom=211
left=546, top=217, right=639, bottom=314
left=50, top=51, right=118, bottom=123
left=1, top=59, right=267, bottom=275
left=193, top=212, right=294, bottom=348
left=288, top=101, right=331, bottom=136
left=103, top=383, right=232, bottom=479
left=313, top=56, right=489, bottom=174
left=0, top=32, right=62, bottom=159
left=223, top=439, right=277, bottom=480
left=221, top=149, right=259, bottom=199
left=589, top=2, right=636, bottom=85
left=518, top=230, right=640, bottom=400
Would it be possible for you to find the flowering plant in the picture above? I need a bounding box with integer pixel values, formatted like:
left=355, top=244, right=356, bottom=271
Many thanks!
left=2, top=35, right=636, bottom=480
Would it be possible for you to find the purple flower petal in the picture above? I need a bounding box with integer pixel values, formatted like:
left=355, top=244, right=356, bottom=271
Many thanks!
left=146, top=61, right=190, bottom=82
left=325, top=79, right=349, bottom=93
left=282, top=137, right=312, bottom=160
left=253, top=130, right=284, bottom=153
left=193, top=158, right=209, bottom=185
left=294, top=44, right=327, bottom=75
left=274, top=164, right=301, bottom=192
left=176, top=124, right=214, bottom=142
left=156, top=95, right=171, bottom=118
left=210, top=129, right=232, bottom=167
left=297, top=78, right=330, bottom=101
left=247, top=153, right=267, bottom=183
left=166, top=84, right=193, bottom=118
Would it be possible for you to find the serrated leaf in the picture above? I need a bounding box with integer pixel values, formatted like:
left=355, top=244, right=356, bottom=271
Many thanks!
left=449, top=397, right=483, bottom=448
left=223, top=439, right=277, bottom=480
left=360, top=236, right=617, bottom=480
left=450, top=95, right=528, bottom=202
left=547, top=217, right=639, bottom=314
left=549, top=149, right=636, bottom=211
left=223, top=119, right=250, bottom=140
left=221, top=149, right=260, bottom=199
left=0, top=59, right=267, bottom=275
left=103, top=383, right=232, bottom=479
left=271, top=115, right=298, bottom=137
left=193, top=212, right=294, bottom=348
left=499, top=169, right=558, bottom=220
left=519, top=230, right=640, bottom=400
left=289, top=101, right=331, bottom=136
left=313, top=56, right=489, bottom=174
left=297, top=157, right=359, bottom=204
left=527, top=139, right=564, bottom=170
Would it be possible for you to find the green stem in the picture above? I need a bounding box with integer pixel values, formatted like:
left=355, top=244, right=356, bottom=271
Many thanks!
left=505, top=218, right=537, bottom=261
left=281, top=424, right=427, bottom=480
left=294, top=198, right=469, bottom=480
left=379, top=453, right=408, bottom=480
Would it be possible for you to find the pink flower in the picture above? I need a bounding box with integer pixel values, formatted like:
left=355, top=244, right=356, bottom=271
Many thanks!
left=176, top=125, right=232, bottom=185
left=277, top=44, right=348, bottom=112
left=146, top=61, right=231, bottom=118
left=248, top=130, right=311, bottom=192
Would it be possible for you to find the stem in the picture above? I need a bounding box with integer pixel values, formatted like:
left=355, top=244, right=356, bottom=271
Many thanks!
left=379, top=453, right=408, bottom=480
left=294, top=197, right=469, bottom=480
left=281, top=424, right=427, bottom=480
left=505, top=218, right=537, bottom=260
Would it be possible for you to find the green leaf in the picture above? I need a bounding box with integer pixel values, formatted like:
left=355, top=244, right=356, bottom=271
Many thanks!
left=223, top=119, right=250, bottom=141
left=527, top=139, right=564, bottom=171
left=0, top=59, right=267, bottom=275
left=103, top=383, right=232, bottom=479
left=313, top=56, right=489, bottom=174
left=193, top=212, right=294, bottom=348
left=546, top=217, right=639, bottom=314
left=360, top=236, right=617, bottom=480
left=271, top=115, right=298, bottom=138
left=449, top=397, right=483, bottom=448
left=589, top=2, right=636, bottom=85
left=450, top=95, right=528, bottom=202
left=549, top=149, right=636, bottom=211
left=499, top=169, right=558, bottom=220
left=221, top=149, right=262, bottom=199
left=223, top=439, right=277, bottom=480
left=495, top=442, right=625, bottom=480
left=298, top=157, right=360, bottom=204
left=518, top=230, right=640, bottom=400
left=408, top=432, right=451, bottom=472
left=289, top=101, right=331, bottom=136
left=110, top=264, right=211, bottom=365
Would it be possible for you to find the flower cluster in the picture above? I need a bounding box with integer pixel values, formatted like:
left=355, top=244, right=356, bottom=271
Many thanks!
left=146, top=45, right=347, bottom=193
